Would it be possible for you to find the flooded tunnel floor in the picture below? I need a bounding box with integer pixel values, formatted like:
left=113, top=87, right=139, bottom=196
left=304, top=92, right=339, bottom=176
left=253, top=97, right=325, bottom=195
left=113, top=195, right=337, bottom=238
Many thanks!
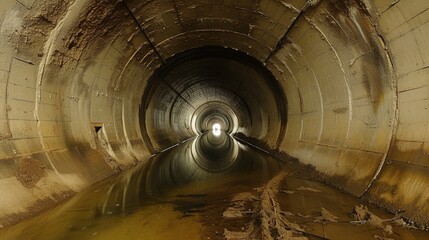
left=1, top=135, right=428, bottom=240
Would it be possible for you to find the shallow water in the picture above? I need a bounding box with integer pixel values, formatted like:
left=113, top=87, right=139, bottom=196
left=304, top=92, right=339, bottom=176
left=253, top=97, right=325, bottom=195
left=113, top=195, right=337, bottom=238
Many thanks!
left=1, top=133, right=428, bottom=240
left=0, top=134, right=282, bottom=240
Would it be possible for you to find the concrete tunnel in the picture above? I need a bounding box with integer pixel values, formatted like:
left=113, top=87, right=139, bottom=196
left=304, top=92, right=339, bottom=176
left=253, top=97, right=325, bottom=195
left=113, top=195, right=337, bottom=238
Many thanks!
left=0, top=0, right=429, bottom=232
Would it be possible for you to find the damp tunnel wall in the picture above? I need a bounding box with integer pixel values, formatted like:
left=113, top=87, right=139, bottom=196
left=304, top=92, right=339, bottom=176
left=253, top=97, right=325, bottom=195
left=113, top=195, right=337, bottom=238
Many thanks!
left=0, top=0, right=429, bottom=228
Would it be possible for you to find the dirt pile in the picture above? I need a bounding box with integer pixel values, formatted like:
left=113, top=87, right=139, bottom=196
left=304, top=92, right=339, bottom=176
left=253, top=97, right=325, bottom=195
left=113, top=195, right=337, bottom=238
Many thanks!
left=223, top=171, right=309, bottom=240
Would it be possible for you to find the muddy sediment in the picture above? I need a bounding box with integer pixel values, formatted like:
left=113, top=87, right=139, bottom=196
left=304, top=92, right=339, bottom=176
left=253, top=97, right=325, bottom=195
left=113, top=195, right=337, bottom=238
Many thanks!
left=201, top=166, right=429, bottom=240
left=0, top=191, right=74, bottom=228
left=15, top=158, right=47, bottom=188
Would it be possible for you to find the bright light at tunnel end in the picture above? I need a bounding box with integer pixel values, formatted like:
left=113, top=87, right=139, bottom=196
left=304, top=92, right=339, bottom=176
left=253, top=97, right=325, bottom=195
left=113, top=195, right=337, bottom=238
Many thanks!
left=212, top=123, right=221, bottom=137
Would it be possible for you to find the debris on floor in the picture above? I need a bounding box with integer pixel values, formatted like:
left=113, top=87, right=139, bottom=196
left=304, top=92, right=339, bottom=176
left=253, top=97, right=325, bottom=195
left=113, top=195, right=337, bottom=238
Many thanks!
left=279, top=190, right=295, bottom=194
left=373, top=235, right=395, bottom=240
left=351, top=205, right=393, bottom=234
left=220, top=169, right=429, bottom=240
left=223, top=192, right=257, bottom=218
left=315, top=207, right=338, bottom=223
left=223, top=224, right=258, bottom=240
left=259, top=171, right=308, bottom=240
left=295, top=187, right=321, bottom=193
left=223, top=171, right=309, bottom=240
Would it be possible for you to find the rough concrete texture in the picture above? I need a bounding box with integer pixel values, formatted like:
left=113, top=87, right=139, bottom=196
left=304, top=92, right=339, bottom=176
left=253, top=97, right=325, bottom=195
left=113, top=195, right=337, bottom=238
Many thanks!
left=0, top=0, right=428, bottom=229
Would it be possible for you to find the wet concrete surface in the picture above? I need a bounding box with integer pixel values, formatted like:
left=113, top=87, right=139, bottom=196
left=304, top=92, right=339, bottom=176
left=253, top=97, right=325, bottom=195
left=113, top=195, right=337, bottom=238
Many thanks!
left=0, top=133, right=428, bottom=240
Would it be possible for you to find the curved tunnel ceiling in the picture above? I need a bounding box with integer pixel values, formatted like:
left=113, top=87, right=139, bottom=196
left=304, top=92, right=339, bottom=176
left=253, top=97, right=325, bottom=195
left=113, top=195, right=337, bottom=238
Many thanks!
left=0, top=0, right=428, bottom=228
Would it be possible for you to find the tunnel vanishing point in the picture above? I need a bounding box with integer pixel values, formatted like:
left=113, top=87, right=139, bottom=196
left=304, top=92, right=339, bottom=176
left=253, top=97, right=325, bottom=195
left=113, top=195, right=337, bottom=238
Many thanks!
left=0, top=0, right=428, bottom=231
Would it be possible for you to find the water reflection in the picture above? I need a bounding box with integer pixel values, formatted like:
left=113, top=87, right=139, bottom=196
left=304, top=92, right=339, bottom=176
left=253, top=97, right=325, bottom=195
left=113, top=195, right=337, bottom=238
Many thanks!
left=102, top=131, right=280, bottom=215
left=0, top=132, right=282, bottom=240
left=3, top=134, right=429, bottom=240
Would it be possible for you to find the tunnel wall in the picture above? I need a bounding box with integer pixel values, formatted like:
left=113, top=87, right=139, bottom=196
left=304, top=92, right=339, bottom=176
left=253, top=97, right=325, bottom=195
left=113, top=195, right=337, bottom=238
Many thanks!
left=0, top=0, right=429, bottom=227
left=267, top=0, right=396, bottom=197
left=0, top=0, right=157, bottom=225
left=365, top=0, right=429, bottom=226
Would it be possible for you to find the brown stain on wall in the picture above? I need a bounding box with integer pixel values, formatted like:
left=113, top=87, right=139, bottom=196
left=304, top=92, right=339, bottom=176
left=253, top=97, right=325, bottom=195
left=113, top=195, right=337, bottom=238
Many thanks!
left=13, top=0, right=73, bottom=61
left=327, top=0, right=391, bottom=113
left=27, top=0, right=136, bottom=85
left=365, top=162, right=429, bottom=229
left=0, top=190, right=75, bottom=228
left=15, top=157, right=46, bottom=188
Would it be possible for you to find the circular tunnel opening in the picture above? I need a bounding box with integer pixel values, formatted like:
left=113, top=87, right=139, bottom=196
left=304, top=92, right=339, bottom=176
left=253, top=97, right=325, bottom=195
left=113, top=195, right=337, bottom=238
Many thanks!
left=2, top=0, right=429, bottom=237
left=191, top=101, right=236, bottom=135
left=139, top=47, right=288, bottom=153
left=211, top=122, right=221, bottom=137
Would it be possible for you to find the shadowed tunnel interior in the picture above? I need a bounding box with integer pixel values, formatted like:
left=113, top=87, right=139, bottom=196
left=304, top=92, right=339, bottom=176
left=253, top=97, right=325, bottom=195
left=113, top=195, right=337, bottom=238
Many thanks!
left=141, top=47, right=287, bottom=150
left=1, top=0, right=429, bottom=237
